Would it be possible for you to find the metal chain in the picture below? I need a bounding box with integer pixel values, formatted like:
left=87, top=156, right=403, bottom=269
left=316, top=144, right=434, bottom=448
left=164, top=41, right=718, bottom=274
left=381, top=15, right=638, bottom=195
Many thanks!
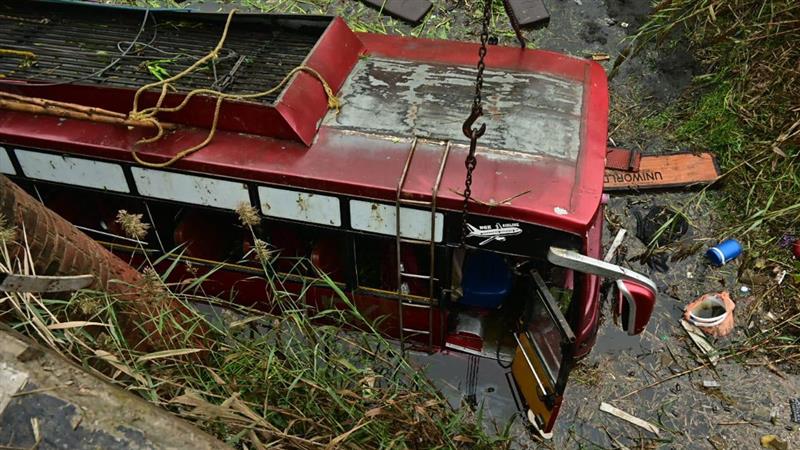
left=460, top=0, right=493, bottom=247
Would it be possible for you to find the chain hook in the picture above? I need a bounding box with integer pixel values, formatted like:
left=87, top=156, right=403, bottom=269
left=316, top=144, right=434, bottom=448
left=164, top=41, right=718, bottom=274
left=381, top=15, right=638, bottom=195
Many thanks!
left=462, top=106, right=487, bottom=142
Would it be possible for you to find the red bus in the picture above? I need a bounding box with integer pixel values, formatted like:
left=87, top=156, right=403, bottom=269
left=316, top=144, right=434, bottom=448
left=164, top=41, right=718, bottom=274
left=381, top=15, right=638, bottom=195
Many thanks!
left=0, top=0, right=656, bottom=436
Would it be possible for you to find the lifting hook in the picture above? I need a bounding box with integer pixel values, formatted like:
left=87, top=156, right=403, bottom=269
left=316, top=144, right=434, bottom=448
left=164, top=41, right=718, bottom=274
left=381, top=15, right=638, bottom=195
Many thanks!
left=462, top=106, right=486, bottom=143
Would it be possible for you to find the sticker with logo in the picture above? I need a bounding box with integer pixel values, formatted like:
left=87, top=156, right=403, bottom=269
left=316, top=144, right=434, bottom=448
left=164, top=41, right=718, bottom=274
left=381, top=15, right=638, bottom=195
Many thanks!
left=466, top=222, right=523, bottom=246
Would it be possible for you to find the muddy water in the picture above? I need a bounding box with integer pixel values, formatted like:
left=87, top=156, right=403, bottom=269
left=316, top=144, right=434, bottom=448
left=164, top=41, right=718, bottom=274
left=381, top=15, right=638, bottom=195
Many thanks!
left=136, top=0, right=797, bottom=447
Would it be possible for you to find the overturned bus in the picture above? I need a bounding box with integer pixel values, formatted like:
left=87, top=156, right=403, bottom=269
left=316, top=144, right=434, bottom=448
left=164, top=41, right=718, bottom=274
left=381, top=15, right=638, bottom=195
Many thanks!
left=0, top=0, right=656, bottom=436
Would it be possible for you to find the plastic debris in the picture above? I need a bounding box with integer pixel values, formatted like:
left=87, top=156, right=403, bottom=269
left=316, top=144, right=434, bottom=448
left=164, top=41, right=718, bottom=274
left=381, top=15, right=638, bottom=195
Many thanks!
left=604, top=229, right=627, bottom=262
left=702, top=380, right=720, bottom=389
left=790, top=398, right=800, bottom=424
left=681, top=320, right=719, bottom=365
left=740, top=285, right=751, bottom=294
left=760, top=435, right=788, bottom=450
left=599, top=402, right=660, bottom=436
left=684, top=292, right=735, bottom=337
left=706, top=239, right=742, bottom=266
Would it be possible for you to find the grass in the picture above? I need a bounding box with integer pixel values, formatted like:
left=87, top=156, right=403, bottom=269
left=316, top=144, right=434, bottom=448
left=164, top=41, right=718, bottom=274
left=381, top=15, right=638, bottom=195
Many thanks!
left=103, top=0, right=534, bottom=46
left=624, top=0, right=800, bottom=359
left=0, top=212, right=512, bottom=449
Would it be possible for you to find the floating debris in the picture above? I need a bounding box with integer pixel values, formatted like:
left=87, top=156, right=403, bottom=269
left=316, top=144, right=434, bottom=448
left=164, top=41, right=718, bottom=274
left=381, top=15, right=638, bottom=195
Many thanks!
left=681, top=319, right=719, bottom=365
left=790, top=398, right=800, bottom=424
left=599, top=402, right=660, bottom=436
left=683, top=292, right=735, bottom=337
left=760, top=434, right=788, bottom=450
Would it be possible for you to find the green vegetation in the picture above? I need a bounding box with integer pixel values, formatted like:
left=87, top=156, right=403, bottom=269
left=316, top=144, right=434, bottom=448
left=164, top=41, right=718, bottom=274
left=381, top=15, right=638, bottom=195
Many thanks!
left=102, top=0, right=527, bottom=45
left=0, top=213, right=512, bottom=449
left=629, top=0, right=800, bottom=355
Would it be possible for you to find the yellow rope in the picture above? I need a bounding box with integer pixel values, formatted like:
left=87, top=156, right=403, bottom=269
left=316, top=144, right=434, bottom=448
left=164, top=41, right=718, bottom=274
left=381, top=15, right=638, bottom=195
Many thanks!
left=0, top=49, right=36, bottom=59
left=130, top=10, right=340, bottom=168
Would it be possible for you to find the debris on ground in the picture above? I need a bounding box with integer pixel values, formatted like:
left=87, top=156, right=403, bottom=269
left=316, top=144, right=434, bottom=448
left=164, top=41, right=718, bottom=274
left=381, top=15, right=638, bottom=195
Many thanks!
left=633, top=205, right=689, bottom=271
left=505, top=0, right=550, bottom=28
left=606, top=147, right=641, bottom=172
left=702, top=380, right=720, bottom=389
left=760, top=434, right=788, bottom=450
left=604, top=152, right=720, bottom=191
left=599, top=402, right=660, bottom=435
left=706, top=239, right=743, bottom=266
left=683, top=292, right=735, bottom=337
left=680, top=319, right=719, bottom=365
left=604, top=229, right=627, bottom=262
left=357, top=0, right=431, bottom=23
left=790, top=398, right=800, bottom=424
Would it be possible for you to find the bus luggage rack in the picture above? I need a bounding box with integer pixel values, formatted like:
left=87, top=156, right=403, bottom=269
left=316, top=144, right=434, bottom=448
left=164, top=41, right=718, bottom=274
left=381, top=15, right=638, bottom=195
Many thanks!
left=395, top=138, right=451, bottom=353
left=0, top=0, right=325, bottom=103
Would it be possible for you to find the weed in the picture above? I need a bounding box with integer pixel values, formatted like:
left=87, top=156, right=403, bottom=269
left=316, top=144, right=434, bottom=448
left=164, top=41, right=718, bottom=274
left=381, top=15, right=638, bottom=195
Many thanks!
left=625, top=0, right=800, bottom=356
left=0, top=219, right=512, bottom=448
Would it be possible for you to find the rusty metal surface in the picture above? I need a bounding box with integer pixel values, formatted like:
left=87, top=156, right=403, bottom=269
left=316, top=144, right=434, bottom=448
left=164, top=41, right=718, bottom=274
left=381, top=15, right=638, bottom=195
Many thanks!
left=325, top=58, right=584, bottom=161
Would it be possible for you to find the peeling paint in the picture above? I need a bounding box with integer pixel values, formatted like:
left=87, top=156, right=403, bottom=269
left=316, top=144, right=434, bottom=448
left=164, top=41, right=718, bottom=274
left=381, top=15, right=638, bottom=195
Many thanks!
left=325, top=58, right=584, bottom=160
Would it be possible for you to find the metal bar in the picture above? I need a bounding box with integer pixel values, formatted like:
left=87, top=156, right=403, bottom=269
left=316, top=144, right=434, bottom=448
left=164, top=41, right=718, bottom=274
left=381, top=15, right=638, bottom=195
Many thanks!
left=402, top=327, right=431, bottom=335
left=401, top=301, right=431, bottom=309
left=400, top=272, right=437, bottom=281
left=428, top=140, right=450, bottom=351
left=395, top=137, right=418, bottom=353
left=547, top=247, right=658, bottom=294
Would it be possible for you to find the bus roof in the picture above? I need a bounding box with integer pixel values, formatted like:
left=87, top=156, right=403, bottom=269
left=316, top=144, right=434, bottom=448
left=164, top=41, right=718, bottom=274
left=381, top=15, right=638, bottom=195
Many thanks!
left=0, top=14, right=607, bottom=236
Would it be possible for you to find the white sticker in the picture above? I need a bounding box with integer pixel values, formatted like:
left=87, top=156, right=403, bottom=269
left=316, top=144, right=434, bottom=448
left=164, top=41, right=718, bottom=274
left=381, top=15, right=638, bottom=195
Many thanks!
left=466, top=222, right=522, bottom=246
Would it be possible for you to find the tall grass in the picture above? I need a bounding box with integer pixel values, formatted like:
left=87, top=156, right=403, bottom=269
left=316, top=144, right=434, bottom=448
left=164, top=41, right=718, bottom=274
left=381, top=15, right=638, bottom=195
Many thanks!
left=0, top=213, right=511, bottom=449
left=629, top=0, right=800, bottom=244
left=623, top=0, right=800, bottom=354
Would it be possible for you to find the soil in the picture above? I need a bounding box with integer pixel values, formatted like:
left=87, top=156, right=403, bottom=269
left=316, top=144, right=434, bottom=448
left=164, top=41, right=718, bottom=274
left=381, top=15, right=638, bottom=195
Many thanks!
left=103, top=0, right=800, bottom=448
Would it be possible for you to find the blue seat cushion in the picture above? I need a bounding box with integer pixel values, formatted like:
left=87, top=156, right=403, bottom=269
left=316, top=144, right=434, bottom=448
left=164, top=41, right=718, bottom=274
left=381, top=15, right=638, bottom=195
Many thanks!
left=461, top=251, right=513, bottom=308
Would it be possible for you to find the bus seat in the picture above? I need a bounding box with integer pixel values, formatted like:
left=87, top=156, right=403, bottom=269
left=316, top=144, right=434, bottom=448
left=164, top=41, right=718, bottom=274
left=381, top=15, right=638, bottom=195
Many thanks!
left=460, top=251, right=513, bottom=309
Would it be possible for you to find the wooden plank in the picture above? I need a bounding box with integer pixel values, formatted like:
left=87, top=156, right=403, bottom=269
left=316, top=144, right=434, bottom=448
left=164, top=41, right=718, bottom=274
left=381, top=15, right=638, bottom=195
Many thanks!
left=606, top=147, right=641, bottom=172
left=0, top=325, right=226, bottom=449
left=599, top=402, right=660, bottom=436
left=604, top=152, right=720, bottom=191
left=505, top=0, right=550, bottom=27
left=357, top=0, right=432, bottom=24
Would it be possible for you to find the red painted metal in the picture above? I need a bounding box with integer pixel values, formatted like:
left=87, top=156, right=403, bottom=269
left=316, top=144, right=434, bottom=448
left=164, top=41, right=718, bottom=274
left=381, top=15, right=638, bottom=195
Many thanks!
left=617, top=280, right=656, bottom=335
left=0, top=25, right=610, bottom=356
left=574, top=204, right=603, bottom=358
left=0, top=17, right=362, bottom=145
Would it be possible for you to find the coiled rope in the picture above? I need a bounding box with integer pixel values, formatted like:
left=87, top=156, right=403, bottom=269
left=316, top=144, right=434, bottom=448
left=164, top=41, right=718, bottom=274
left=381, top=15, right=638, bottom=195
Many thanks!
left=0, top=9, right=340, bottom=168
left=128, top=9, right=340, bottom=168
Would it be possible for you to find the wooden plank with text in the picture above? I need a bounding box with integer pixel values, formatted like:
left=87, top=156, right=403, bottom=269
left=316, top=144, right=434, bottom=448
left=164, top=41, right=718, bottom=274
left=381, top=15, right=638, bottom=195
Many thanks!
left=604, top=152, right=720, bottom=191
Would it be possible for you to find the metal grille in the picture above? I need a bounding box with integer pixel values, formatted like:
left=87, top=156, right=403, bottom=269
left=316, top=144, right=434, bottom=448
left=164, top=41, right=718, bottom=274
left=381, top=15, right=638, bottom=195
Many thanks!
left=0, top=1, right=327, bottom=104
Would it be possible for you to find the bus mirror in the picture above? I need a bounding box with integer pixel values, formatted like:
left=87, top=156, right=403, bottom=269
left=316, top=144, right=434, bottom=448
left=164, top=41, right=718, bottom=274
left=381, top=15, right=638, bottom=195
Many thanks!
left=614, top=279, right=655, bottom=335
left=546, top=247, right=657, bottom=335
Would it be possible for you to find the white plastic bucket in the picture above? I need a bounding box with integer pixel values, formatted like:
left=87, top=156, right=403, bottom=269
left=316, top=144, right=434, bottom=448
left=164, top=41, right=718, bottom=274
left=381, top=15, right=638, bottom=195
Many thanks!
left=688, top=295, right=728, bottom=328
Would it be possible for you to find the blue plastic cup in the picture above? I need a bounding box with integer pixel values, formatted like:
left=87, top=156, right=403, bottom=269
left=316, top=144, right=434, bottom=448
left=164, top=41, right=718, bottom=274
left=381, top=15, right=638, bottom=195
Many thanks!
left=706, top=239, right=742, bottom=266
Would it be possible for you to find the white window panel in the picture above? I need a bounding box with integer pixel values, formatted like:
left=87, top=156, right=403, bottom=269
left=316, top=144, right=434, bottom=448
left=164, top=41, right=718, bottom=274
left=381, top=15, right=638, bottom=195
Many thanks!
left=131, top=167, right=250, bottom=210
left=258, top=186, right=341, bottom=227
left=0, top=147, right=14, bottom=175
left=16, top=149, right=129, bottom=192
left=350, top=199, right=443, bottom=242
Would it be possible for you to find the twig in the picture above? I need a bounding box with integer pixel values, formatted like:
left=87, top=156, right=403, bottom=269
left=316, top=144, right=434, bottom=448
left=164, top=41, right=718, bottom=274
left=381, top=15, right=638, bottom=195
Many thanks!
left=614, top=344, right=759, bottom=401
